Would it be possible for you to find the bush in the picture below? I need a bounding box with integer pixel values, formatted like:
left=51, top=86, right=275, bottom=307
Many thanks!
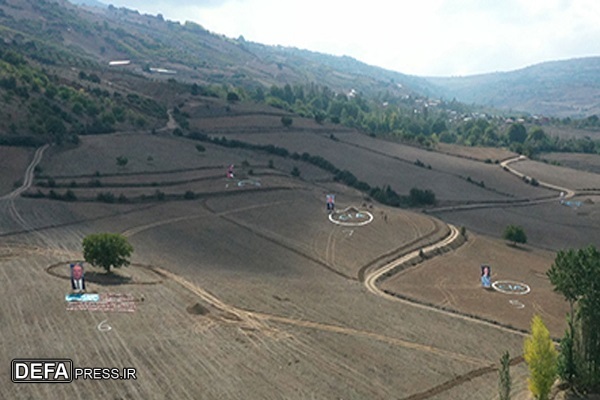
left=281, top=116, right=293, bottom=127
left=184, top=190, right=196, bottom=200
left=195, top=144, right=205, bottom=152
left=291, top=166, right=300, bottom=177
left=63, top=190, right=77, bottom=201
left=116, top=156, right=128, bottom=167
left=226, top=91, right=240, bottom=102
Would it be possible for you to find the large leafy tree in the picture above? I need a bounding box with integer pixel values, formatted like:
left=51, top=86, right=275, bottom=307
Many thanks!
left=524, top=315, right=558, bottom=400
left=82, top=233, right=133, bottom=273
left=547, top=246, right=600, bottom=392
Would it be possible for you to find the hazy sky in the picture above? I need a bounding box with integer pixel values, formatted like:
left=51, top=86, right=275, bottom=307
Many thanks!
left=102, top=0, right=600, bottom=77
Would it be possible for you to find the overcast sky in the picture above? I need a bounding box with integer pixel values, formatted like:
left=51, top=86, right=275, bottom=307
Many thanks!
left=101, top=0, right=600, bottom=77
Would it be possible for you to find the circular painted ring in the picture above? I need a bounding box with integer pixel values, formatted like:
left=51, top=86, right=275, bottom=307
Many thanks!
left=492, top=280, right=531, bottom=295
left=328, top=209, right=374, bottom=226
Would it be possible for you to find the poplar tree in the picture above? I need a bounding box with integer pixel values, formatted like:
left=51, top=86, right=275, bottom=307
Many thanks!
left=524, top=315, right=557, bottom=400
left=499, top=351, right=511, bottom=400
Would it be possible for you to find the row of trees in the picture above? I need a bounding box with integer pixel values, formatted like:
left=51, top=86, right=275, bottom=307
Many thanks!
left=548, top=246, right=600, bottom=392
left=187, top=132, right=436, bottom=208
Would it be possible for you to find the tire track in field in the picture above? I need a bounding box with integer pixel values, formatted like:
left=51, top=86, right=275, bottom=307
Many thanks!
left=357, top=217, right=446, bottom=282
left=324, top=226, right=337, bottom=270
left=121, top=199, right=293, bottom=238
left=0, top=145, right=50, bottom=245
left=149, top=265, right=489, bottom=367
left=401, top=355, right=525, bottom=400
left=201, top=199, right=356, bottom=280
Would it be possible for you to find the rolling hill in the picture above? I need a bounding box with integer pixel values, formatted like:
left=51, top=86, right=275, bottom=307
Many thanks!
left=425, top=57, right=600, bottom=118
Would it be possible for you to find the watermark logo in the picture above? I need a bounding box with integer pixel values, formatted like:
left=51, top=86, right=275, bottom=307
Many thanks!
left=11, top=359, right=73, bottom=383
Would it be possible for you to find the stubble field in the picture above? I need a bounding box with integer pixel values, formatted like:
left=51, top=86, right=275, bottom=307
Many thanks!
left=1, top=103, right=587, bottom=399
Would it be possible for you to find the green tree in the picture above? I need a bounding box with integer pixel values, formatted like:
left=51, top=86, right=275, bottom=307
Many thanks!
left=82, top=233, right=133, bottom=273
left=499, top=351, right=512, bottom=400
left=503, top=225, right=527, bottom=246
left=524, top=315, right=558, bottom=400
left=226, top=91, right=240, bottom=103
left=507, top=123, right=527, bottom=143
left=547, top=246, right=600, bottom=392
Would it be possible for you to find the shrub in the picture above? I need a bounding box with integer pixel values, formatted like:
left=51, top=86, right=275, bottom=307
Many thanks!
left=97, top=192, right=115, bottom=203
left=63, top=190, right=77, bottom=201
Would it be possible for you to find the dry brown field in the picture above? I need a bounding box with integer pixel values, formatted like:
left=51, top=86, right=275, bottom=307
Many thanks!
left=0, top=146, right=33, bottom=196
left=381, top=233, right=569, bottom=338
left=1, top=112, right=595, bottom=399
left=224, top=130, right=554, bottom=203
left=540, top=152, right=600, bottom=175
left=512, top=159, right=600, bottom=190
left=436, top=196, right=600, bottom=250
left=436, top=143, right=517, bottom=162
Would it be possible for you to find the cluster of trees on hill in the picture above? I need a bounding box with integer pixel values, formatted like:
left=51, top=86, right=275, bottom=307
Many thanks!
left=446, top=114, right=598, bottom=157
left=0, top=41, right=167, bottom=145
left=209, top=82, right=600, bottom=156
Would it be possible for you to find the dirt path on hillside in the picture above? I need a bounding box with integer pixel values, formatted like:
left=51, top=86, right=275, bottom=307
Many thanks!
left=0, top=145, right=50, bottom=235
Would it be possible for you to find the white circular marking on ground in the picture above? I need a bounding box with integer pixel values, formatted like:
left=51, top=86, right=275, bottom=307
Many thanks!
left=97, top=319, right=112, bottom=332
left=237, top=179, right=261, bottom=187
left=509, top=299, right=525, bottom=309
left=329, top=207, right=374, bottom=226
left=492, top=280, right=531, bottom=295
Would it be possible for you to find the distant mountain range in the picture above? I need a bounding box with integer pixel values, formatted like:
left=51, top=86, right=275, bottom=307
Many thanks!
left=6, top=0, right=600, bottom=118
left=425, top=57, right=600, bottom=118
